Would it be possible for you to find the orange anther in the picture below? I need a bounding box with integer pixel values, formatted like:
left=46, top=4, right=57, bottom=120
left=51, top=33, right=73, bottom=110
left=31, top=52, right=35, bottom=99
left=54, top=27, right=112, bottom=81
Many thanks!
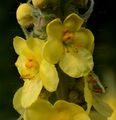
left=74, top=45, right=82, bottom=48
left=25, top=60, right=34, bottom=68
left=63, top=33, right=73, bottom=42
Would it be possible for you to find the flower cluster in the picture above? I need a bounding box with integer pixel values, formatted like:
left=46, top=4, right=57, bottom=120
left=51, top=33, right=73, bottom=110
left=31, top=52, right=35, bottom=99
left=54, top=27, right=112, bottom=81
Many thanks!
left=13, top=0, right=113, bottom=120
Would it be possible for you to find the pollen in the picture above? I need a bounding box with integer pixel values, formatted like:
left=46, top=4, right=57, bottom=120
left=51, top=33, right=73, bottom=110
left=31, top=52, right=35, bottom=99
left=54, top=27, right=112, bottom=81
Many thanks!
left=63, top=33, right=73, bottom=41
left=25, top=59, right=34, bottom=69
left=63, top=27, right=74, bottom=43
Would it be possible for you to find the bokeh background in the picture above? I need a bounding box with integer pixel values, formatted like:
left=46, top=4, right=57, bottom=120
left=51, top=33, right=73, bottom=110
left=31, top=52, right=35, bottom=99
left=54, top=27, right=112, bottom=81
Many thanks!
left=0, top=0, right=115, bottom=119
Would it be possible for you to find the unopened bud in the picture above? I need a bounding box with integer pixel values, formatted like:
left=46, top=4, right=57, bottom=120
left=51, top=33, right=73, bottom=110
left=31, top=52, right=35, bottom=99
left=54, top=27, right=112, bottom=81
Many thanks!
left=32, top=0, right=46, bottom=8
left=16, top=3, right=34, bottom=27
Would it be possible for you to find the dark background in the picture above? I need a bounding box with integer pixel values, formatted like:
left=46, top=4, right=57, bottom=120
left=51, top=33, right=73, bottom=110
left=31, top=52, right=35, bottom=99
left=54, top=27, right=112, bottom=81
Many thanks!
left=0, top=0, right=115, bottom=119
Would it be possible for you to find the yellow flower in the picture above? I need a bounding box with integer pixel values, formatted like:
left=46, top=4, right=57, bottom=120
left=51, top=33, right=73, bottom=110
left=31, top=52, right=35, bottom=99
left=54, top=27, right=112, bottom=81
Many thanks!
left=43, top=13, right=94, bottom=78
left=13, top=89, right=91, bottom=120
left=13, top=36, right=59, bottom=108
left=16, top=3, right=35, bottom=27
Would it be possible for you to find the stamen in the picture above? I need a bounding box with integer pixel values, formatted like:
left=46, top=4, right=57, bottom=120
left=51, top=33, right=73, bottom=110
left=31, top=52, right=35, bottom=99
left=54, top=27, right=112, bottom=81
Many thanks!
left=74, top=45, right=82, bottom=48
left=63, top=32, right=74, bottom=42
left=25, top=59, right=34, bottom=68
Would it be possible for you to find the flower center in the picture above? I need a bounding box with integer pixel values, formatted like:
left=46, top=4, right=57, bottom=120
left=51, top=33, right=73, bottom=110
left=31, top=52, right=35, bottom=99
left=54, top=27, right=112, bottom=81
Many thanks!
left=22, top=58, right=39, bottom=80
left=54, top=113, right=69, bottom=120
left=63, top=28, right=74, bottom=43
left=25, top=58, right=34, bottom=69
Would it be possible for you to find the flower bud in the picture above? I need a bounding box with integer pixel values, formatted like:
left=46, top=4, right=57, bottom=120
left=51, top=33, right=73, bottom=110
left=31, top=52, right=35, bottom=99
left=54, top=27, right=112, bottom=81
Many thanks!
left=16, top=3, right=34, bottom=27
left=32, top=0, right=46, bottom=8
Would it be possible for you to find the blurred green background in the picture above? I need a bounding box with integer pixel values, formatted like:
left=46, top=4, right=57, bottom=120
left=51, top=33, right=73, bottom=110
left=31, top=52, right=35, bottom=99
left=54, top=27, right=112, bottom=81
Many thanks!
left=0, top=0, right=115, bottom=119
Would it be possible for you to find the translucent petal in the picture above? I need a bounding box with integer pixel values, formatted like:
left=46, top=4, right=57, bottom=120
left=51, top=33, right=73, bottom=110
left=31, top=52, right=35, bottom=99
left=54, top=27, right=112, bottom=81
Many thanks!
left=93, top=94, right=113, bottom=117
left=24, top=99, right=54, bottom=120
left=84, top=77, right=93, bottom=114
left=102, top=70, right=116, bottom=120
left=26, top=37, right=45, bottom=61
left=90, top=111, right=107, bottom=120
left=21, top=78, right=43, bottom=108
left=63, top=13, right=84, bottom=31
left=13, top=36, right=32, bottom=56
left=39, top=60, right=59, bottom=92
left=43, top=40, right=64, bottom=64
left=13, top=87, right=24, bottom=114
left=104, top=96, right=116, bottom=120
left=73, top=28, right=94, bottom=53
left=59, top=48, right=93, bottom=78
left=47, top=18, right=63, bottom=41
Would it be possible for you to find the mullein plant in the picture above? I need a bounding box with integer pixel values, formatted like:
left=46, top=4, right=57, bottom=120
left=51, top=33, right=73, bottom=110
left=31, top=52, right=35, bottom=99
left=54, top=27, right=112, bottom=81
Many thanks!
left=13, top=0, right=113, bottom=120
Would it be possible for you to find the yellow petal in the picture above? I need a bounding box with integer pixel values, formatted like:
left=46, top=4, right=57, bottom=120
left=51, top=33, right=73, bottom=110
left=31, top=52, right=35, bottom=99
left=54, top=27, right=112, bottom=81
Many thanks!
left=54, top=100, right=90, bottom=120
left=39, top=60, right=59, bottom=92
left=64, top=13, right=84, bottom=31
left=54, top=100, right=84, bottom=113
left=21, top=78, right=43, bottom=108
left=74, top=113, right=91, bottom=120
left=46, top=18, right=63, bottom=41
left=15, top=55, right=27, bottom=76
left=43, top=40, right=64, bottom=64
left=26, top=37, right=45, bottom=61
left=13, top=36, right=32, bottom=56
left=84, top=77, right=93, bottom=114
left=73, top=28, right=94, bottom=53
left=13, top=87, right=24, bottom=114
left=59, top=48, right=94, bottom=78
left=24, top=99, right=54, bottom=120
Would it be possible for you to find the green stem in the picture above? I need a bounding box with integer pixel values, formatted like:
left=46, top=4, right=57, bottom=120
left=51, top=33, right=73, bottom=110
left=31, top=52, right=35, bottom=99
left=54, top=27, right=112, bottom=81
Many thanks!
left=80, top=0, right=94, bottom=22
left=56, top=66, right=69, bottom=100
left=21, top=26, right=30, bottom=39
left=27, top=0, right=32, bottom=3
